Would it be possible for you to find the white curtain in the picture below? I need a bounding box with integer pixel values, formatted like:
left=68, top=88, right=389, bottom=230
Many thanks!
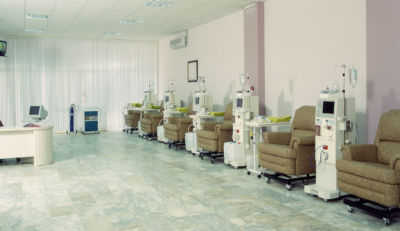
left=0, top=36, right=157, bottom=132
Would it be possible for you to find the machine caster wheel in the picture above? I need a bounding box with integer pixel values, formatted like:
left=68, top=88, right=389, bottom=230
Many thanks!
left=210, top=159, right=214, bottom=164
left=383, top=218, right=390, bottom=226
left=247, top=171, right=251, bottom=175
left=168, top=144, right=171, bottom=148
left=257, top=174, right=262, bottom=179
left=323, top=199, right=329, bottom=202
left=347, top=206, right=354, bottom=213
left=266, top=178, right=271, bottom=184
left=192, top=153, right=195, bottom=156
left=286, top=184, right=293, bottom=191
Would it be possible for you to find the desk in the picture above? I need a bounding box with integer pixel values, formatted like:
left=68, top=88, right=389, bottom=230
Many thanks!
left=0, top=126, right=54, bottom=167
left=246, top=121, right=290, bottom=177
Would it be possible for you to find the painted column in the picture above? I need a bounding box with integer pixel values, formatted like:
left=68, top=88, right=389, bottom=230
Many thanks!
left=244, top=1, right=265, bottom=114
left=367, top=0, right=400, bottom=142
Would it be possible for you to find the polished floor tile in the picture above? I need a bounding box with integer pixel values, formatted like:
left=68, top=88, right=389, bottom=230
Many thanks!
left=0, top=132, right=399, bottom=231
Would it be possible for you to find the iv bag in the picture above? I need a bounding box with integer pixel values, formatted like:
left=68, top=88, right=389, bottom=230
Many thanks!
left=349, top=69, right=358, bottom=88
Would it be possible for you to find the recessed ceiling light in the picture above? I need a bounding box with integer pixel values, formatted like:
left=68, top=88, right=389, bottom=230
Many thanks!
left=146, top=0, right=174, bottom=7
left=104, top=32, right=121, bottom=36
left=24, top=28, right=44, bottom=33
left=25, top=14, right=49, bottom=20
left=120, top=19, right=144, bottom=25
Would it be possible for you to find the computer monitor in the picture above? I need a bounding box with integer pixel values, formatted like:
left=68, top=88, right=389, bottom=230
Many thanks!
left=165, top=95, right=169, bottom=103
left=29, top=105, right=48, bottom=121
left=195, top=97, right=200, bottom=105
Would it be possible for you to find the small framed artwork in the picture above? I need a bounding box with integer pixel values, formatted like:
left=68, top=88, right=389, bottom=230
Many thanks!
left=187, top=60, right=198, bottom=82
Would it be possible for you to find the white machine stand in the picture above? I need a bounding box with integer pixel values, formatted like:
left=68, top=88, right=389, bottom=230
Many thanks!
left=224, top=75, right=259, bottom=168
left=304, top=94, right=356, bottom=201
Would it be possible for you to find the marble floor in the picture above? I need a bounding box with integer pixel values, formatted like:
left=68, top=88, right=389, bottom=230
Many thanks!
left=0, top=132, right=399, bottom=231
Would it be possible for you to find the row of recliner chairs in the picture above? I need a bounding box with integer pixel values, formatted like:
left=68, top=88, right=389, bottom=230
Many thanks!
left=124, top=100, right=400, bottom=223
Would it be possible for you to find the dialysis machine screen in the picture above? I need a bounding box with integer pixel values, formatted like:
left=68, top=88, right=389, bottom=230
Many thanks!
left=195, top=97, right=200, bottom=105
left=322, top=101, right=335, bottom=114
left=236, top=98, right=243, bottom=108
left=29, top=106, right=40, bottom=116
left=165, top=96, right=169, bottom=103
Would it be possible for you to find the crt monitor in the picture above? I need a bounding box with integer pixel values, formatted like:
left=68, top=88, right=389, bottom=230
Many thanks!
left=29, top=105, right=48, bottom=121
left=0, top=41, right=6, bottom=57
left=322, top=101, right=335, bottom=114
left=236, top=98, right=243, bottom=109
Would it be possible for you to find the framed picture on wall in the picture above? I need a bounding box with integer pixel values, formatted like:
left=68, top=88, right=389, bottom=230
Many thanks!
left=187, top=60, right=198, bottom=82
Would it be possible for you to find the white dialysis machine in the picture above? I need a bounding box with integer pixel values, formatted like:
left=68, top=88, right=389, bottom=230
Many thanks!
left=143, top=82, right=158, bottom=108
left=224, top=74, right=259, bottom=168
left=304, top=65, right=357, bottom=201
left=158, top=81, right=179, bottom=143
left=185, top=77, right=215, bottom=154
left=163, top=80, right=179, bottom=119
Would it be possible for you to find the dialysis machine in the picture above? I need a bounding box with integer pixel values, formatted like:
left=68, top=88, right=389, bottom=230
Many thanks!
left=224, top=74, right=259, bottom=168
left=185, top=77, right=215, bottom=154
left=158, top=81, right=180, bottom=143
left=138, top=82, right=158, bottom=136
left=304, top=65, right=357, bottom=201
left=143, top=82, right=158, bottom=108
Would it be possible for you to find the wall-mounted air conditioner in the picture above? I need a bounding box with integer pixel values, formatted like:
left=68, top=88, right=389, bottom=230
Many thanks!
left=170, top=36, right=187, bottom=49
left=170, top=31, right=188, bottom=49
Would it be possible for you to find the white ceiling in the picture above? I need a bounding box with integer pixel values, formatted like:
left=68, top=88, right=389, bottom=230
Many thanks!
left=0, top=0, right=256, bottom=40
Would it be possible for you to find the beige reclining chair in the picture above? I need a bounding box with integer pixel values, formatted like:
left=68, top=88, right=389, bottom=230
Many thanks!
left=337, top=109, right=400, bottom=225
left=124, top=110, right=141, bottom=133
left=164, top=102, right=193, bottom=149
left=140, top=102, right=164, bottom=139
left=258, top=106, right=316, bottom=190
left=197, top=102, right=233, bottom=163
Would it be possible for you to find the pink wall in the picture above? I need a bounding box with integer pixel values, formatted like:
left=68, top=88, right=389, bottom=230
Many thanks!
left=367, top=0, right=400, bottom=142
left=244, top=2, right=265, bottom=114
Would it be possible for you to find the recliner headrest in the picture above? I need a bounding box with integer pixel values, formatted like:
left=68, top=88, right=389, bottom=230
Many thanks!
left=224, top=102, right=233, bottom=121
left=377, top=109, right=400, bottom=142
left=292, top=106, right=315, bottom=131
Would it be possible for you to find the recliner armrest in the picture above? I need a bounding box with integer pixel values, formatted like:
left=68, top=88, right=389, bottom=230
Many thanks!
left=202, top=121, right=220, bottom=131
left=168, top=117, right=180, bottom=124
left=143, top=113, right=152, bottom=119
left=151, top=113, right=163, bottom=119
left=178, top=117, right=192, bottom=125
left=216, top=123, right=233, bottom=134
left=263, top=132, right=291, bottom=145
left=290, top=135, right=315, bottom=148
left=389, top=154, right=400, bottom=171
left=340, top=144, right=377, bottom=162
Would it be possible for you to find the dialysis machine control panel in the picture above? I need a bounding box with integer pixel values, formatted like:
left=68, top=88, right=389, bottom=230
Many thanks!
left=232, top=93, right=259, bottom=144
left=144, top=91, right=158, bottom=107
left=192, top=92, right=213, bottom=115
left=164, top=91, right=176, bottom=110
left=314, top=97, right=355, bottom=188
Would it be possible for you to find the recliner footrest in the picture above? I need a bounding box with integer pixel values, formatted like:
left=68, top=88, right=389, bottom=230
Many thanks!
left=263, top=171, right=315, bottom=190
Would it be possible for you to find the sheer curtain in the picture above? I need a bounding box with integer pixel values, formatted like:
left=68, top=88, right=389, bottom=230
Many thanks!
left=0, top=36, right=157, bottom=132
